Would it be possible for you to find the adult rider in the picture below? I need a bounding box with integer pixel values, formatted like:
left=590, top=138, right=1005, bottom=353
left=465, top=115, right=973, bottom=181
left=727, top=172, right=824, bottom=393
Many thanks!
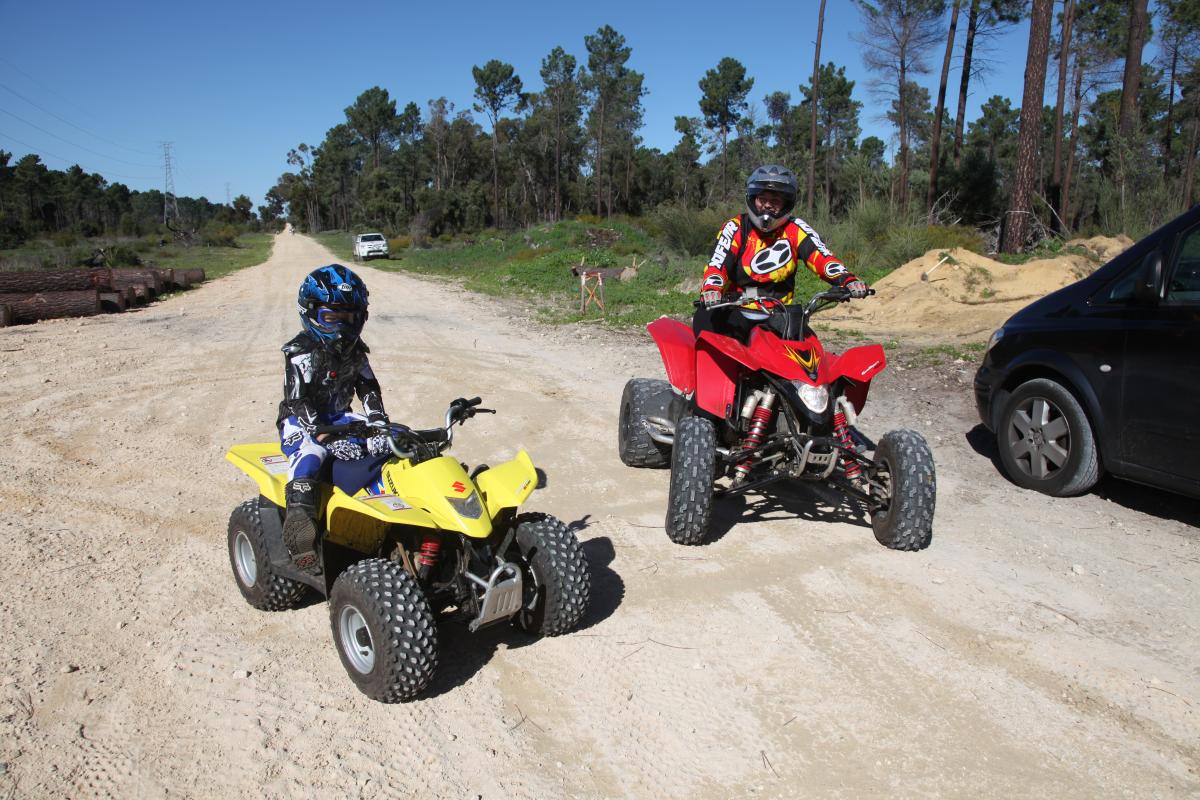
left=693, top=164, right=869, bottom=341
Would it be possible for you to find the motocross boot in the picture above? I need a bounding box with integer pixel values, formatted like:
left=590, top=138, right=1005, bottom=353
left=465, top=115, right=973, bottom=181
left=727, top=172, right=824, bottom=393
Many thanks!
left=283, top=478, right=321, bottom=574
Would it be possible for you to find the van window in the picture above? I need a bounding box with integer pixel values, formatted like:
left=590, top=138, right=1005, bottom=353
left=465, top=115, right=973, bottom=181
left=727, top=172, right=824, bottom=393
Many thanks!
left=1167, top=225, right=1200, bottom=304
left=359, top=234, right=385, bottom=242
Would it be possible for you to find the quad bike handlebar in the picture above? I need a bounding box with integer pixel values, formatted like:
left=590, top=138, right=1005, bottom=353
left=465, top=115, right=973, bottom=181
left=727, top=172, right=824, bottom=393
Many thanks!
left=695, top=286, right=876, bottom=333
left=313, top=396, right=496, bottom=460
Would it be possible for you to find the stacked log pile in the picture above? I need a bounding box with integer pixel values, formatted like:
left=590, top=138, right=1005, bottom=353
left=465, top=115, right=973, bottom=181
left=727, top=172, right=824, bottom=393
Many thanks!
left=0, top=266, right=206, bottom=327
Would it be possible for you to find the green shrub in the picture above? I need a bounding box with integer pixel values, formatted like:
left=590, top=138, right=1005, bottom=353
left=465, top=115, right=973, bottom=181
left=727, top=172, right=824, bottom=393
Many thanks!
left=200, top=224, right=239, bottom=247
left=52, top=230, right=79, bottom=248
left=389, top=236, right=411, bottom=251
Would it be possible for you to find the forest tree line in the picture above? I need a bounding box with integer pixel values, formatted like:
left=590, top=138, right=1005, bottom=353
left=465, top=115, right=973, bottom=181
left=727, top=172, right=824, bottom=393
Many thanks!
left=0, top=150, right=269, bottom=250
left=272, top=1, right=1200, bottom=252
left=2, top=1, right=1197, bottom=255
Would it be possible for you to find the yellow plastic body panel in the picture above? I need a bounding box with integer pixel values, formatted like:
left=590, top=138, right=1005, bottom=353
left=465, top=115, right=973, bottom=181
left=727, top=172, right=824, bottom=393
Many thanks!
left=224, top=444, right=537, bottom=546
left=225, top=443, right=289, bottom=507
left=475, top=450, right=538, bottom=518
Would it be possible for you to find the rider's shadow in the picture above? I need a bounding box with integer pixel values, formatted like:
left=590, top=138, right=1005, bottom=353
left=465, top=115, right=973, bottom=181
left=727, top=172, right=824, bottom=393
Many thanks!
left=708, top=480, right=872, bottom=544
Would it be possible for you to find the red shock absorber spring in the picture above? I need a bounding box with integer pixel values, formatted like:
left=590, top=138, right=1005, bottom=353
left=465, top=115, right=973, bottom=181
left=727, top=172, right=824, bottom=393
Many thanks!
left=417, top=536, right=441, bottom=578
left=734, top=404, right=776, bottom=483
left=833, top=410, right=862, bottom=480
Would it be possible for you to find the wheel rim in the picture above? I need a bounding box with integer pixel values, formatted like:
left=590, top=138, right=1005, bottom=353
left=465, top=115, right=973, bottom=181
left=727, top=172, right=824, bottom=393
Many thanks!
left=337, top=605, right=375, bottom=674
left=233, top=531, right=257, bottom=587
left=1006, top=395, right=1072, bottom=480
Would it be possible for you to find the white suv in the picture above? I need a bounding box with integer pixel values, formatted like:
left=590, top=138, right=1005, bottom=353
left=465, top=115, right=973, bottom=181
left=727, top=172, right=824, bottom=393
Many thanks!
left=353, top=233, right=389, bottom=261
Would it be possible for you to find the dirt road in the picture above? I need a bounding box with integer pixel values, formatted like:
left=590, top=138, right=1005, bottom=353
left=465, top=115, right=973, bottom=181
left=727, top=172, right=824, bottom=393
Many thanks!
left=1, top=232, right=1196, bottom=798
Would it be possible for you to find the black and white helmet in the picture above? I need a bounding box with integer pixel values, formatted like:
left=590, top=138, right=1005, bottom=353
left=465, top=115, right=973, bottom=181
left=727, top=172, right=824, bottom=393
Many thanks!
left=745, top=164, right=798, bottom=233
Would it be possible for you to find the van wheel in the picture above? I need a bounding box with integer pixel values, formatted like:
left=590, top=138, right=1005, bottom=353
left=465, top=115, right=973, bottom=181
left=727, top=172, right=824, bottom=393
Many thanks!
left=997, top=378, right=1101, bottom=496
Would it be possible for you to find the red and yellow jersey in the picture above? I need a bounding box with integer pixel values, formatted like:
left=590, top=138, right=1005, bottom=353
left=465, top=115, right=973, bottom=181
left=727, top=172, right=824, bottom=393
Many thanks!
left=701, top=215, right=853, bottom=304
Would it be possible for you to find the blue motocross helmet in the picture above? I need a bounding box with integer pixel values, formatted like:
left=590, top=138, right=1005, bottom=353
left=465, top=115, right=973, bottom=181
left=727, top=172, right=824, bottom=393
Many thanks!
left=297, top=264, right=369, bottom=347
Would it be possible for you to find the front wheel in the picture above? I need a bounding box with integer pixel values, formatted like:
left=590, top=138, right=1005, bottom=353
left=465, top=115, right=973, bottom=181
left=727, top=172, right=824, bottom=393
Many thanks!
left=329, top=559, right=438, bottom=703
left=996, top=378, right=1100, bottom=496
left=510, top=514, right=590, bottom=636
left=665, top=416, right=717, bottom=545
left=227, top=500, right=308, bottom=611
left=869, top=430, right=936, bottom=551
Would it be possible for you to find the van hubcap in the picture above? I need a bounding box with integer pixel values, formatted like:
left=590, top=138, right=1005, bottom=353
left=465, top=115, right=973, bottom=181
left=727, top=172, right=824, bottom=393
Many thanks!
left=1007, top=397, right=1070, bottom=480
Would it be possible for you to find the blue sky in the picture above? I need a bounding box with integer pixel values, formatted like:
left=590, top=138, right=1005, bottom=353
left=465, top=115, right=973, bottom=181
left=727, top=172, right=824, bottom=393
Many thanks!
left=0, top=0, right=1044, bottom=210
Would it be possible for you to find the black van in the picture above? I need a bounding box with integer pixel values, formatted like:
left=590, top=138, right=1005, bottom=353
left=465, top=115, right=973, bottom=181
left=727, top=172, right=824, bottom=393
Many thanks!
left=973, top=204, right=1200, bottom=499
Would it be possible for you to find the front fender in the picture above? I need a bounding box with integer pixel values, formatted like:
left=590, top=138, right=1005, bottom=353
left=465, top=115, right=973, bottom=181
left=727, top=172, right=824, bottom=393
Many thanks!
left=475, top=450, right=538, bottom=519
left=647, top=317, right=697, bottom=394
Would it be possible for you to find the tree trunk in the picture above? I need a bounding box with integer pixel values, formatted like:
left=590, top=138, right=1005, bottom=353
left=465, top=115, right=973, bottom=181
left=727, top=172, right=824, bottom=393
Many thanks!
left=100, top=291, right=126, bottom=312
left=1050, top=0, right=1075, bottom=229
left=0, top=268, right=111, bottom=294
left=953, top=0, right=981, bottom=168
left=554, top=106, right=563, bottom=221
left=898, top=58, right=910, bottom=210
left=0, top=291, right=101, bottom=323
left=595, top=100, right=606, bottom=216
left=928, top=0, right=962, bottom=215
left=111, top=269, right=164, bottom=295
left=181, top=269, right=206, bottom=285
left=808, top=0, right=827, bottom=216
left=1002, top=0, right=1054, bottom=253
left=0, top=304, right=11, bottom=327
left=720, top=129, right=728, bottom=199
left=1164, top=46, right=1178, bottom=182
left=1185, top=116, right=1199, bottom=208
left=1118, top=0, right=1150, bottom=137
left=1062, top=56, right=1084, bottom=228
left=491, top=132, right=500, bottom=226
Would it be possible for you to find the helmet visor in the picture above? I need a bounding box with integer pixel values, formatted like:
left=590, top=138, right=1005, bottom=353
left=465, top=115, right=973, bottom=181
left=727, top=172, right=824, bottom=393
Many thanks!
left=315, top=305, right=360, bottom=331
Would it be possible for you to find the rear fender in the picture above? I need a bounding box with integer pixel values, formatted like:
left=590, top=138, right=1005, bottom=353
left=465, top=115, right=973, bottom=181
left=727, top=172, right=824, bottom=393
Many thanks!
left=647, top=316, right=697, bottom=394
left=474, top=449, right=538, bottom=518
left=225, top=444, right=289, bottom=507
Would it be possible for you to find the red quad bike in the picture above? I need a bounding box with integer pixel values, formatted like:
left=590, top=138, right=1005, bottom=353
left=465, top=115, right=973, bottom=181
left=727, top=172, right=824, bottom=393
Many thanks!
left=618, top=287, right=936, bottom=549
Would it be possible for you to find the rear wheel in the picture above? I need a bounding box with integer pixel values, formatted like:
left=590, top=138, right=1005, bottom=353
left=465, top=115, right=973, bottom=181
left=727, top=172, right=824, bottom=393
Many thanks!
left=997, top=378, right=1100, bottom=496
left=870, top=430, right=936, bottom=551
left=227, top=500, right=308, bottom=611
left=665, top=416, right=717, bottom=545
left=618, top=378, right=673, bottom=468
left=329, top=559, right=438, bottom=703
left=509, top=514, right=590, bottom=636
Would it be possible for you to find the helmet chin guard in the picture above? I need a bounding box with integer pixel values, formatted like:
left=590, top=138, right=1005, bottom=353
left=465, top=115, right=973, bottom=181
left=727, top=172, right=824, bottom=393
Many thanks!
left=745, top=164, right=798, bottom=233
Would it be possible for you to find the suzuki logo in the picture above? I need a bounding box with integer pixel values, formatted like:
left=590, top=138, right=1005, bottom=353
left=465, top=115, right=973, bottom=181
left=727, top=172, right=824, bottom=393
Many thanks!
left=451, top=481, right=467, bottom=493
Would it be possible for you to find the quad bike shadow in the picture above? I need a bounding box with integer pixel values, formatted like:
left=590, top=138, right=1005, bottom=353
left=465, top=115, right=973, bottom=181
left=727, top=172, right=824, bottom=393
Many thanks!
left=620, top=288, right=936, bottom=550
left=423, top=531, right=624, bottom=699
left=708, top=480, right=873, bottom=543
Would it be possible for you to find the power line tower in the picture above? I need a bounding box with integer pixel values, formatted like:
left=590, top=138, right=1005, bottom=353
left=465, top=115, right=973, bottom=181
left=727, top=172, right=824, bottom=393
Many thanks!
left=161, top=141, right=181, bottom=227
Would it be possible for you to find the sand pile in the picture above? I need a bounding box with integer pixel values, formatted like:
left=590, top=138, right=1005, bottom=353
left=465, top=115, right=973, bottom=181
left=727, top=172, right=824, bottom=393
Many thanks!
left=819, top=236, right=1130, bottom=343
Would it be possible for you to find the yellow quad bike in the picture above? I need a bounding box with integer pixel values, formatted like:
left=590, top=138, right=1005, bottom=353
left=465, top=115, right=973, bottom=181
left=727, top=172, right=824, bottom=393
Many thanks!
left=225, top=397, right=590, bottom=703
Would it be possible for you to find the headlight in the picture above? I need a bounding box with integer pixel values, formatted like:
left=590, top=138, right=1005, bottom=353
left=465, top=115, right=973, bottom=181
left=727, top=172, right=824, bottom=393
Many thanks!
left=985, top=327, right=1005, bottom=355
left=447, top=491, right=483, bottom=519
left=793, top=381, right=828, bottom=414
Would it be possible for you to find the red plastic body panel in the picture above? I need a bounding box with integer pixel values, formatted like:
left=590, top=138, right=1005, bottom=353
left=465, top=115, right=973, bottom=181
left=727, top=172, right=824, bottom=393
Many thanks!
left=650, top=316, right=888, bottom=419
left=647, top=317, right=697, bottom=394
left=825, top=344, right=887, bottom=413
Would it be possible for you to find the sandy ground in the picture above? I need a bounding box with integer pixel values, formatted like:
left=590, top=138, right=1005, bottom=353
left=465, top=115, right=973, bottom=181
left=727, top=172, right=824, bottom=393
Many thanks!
left=0, top=232, right=1197, bottom=799
left=822, top=235, right=1136, bottom=344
